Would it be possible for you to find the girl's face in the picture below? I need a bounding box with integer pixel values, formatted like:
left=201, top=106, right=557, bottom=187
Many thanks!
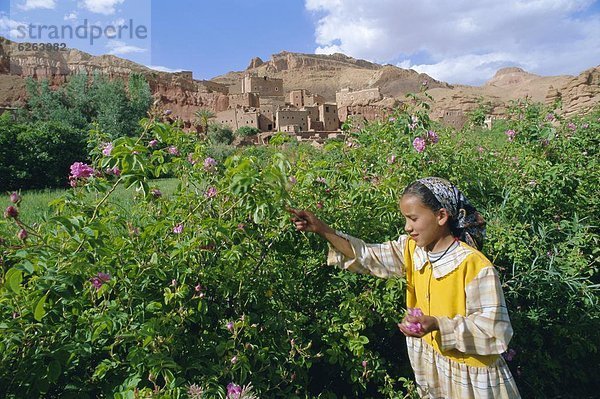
left=400, top=194, right=449, bottom=250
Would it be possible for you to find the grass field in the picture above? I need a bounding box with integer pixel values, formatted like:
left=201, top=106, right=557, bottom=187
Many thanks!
left=3, top=178, right=180, bottom=226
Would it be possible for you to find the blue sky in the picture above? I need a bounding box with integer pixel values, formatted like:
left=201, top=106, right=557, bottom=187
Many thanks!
left=1, top=0, right=599, bottom=85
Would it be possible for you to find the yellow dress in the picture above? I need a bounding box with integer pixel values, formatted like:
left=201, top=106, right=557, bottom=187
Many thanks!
left=327, top=232, right=521, bottom=399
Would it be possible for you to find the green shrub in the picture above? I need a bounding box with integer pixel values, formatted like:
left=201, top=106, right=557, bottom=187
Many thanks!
left=0, top=100, right=598, bottom=398
left=207, top=124, right=234, bottom=145
left=0, top=116, right=87, bottom=191
left=235, top=126, right=261, bottom=137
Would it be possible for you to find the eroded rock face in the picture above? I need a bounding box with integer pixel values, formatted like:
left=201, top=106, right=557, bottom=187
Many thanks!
left=213, top=51, right=448, bottom=101
left=0, top=37, right=227, bottom=126
left=247, top=57, right=264, bottom=69
left=1, top=35, right=598, bottom=129
left=556, top=66, right=600, bottom=116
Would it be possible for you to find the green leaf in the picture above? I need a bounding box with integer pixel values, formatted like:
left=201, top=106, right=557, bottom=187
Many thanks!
left=47, top=360, right=61, bottom=382
left=34, top=293, right=48, bottom=321
left=5, top=268, right=23, bottom=293
left=16, top=260, right=34, bottom=274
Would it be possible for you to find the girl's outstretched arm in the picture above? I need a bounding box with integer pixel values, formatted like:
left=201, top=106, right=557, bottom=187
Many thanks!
left=288, top=208, right=354, bottom=259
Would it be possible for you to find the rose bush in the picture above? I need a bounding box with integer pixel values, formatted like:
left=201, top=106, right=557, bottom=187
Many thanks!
left=1, top=97, right=598, bottom=398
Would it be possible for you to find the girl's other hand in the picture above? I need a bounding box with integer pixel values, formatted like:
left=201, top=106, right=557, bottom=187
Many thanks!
left=398, top=313, right=439, bottom=338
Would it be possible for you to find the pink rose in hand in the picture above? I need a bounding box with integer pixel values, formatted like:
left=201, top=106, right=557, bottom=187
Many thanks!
left=403, top=307, right=424, bottom=334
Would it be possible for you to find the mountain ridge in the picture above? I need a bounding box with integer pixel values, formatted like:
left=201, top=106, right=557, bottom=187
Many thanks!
left=1, top=36, right=598, bottom=125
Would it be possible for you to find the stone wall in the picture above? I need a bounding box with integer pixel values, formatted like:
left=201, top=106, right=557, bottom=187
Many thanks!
left=439, top=110, right=468, bottom=130
left=319, top=103, right=340, bottom=131
left=228, top=92, right=259, bottom=109
left=275, top=109, right=308, bottom=131
left=289, top=89, right=325, bottom=107
left=338, top=104, right=390, bottom=126
left=336, top=87, right=382, bottom=107
left=303, top=106, right=320, bottom=128
left=241, top=74, right=284, bottom=97
left=215, top=108, right=259, bottom=131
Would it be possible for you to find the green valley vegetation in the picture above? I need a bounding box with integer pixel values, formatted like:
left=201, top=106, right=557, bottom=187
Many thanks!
left=0, top=92, right=598, bottom=398
left=0, top=72, right=152, bottom=191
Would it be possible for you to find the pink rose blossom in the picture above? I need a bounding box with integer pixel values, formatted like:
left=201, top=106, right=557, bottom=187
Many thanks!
left=403, top=307, right=424, bottom=334
left=106, top=166, right=120, bottom=176
left=203, top=157, right=217, bottom=171
left=9, top=192, right=21, bottom=204
left=226, top=383, right=242, bottom=398
left=412, top=137, right=426, bottom=153
left=17, top=229, right=28, bottom=240
left=505, top=129, right=516, bottom=142
left=4, top=206, right=18, bottom=219
left=101, top=142, right=113, bottom=156
left=205, top=186, right=217, bottom=198
left=69, top=162, right=95, bottom=179
left=90, top=272, right=109, bottom=290
left=426, top=130, right=439, bottom=144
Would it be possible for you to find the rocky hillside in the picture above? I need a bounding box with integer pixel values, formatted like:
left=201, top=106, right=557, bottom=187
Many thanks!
left=0, top=36, right=229, bottom=123
left=1, top=35, right=598, bottom=124
left=212, top=51, right=450, bottom=101
left=426, top=66, right=599, bottom=119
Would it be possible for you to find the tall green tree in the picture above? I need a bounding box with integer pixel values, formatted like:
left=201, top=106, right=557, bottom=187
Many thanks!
left=194, top=108, right=215, bottom=135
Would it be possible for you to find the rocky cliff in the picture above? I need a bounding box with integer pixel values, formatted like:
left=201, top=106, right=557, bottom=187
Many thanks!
left=0, top=36, right=229, bottom=124
left=1, top=35, right=598, bottom=126
left=212, top=51, right=450, bottom=101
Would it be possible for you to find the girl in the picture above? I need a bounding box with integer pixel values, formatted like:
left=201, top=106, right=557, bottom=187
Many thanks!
left=290, top=177, right=520, bottom=398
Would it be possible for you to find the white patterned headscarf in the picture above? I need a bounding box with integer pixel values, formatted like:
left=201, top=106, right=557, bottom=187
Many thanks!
left=418, top=177, right=486, bottom=249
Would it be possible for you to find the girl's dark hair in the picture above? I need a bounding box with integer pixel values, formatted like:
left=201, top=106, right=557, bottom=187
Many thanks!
left=402, top=181, right=461, bottom=237
left=402, top=181, right=443, bottom=211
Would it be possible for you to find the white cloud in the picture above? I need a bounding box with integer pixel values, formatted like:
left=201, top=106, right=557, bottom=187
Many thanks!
left=147, top=65, right=184, bottom=73
left=106, top=39, right=146, bottom=55
left=305, top=0, right=600, bottom=84
left=81, top=0, right=125, bottom=15
left=400, top=53, right=529, bottom=86
left=0, top=13, right=27, bottom=39
left=18, top=0, right=56, bottom=11
left=64, top=12, right=78, bottom=21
